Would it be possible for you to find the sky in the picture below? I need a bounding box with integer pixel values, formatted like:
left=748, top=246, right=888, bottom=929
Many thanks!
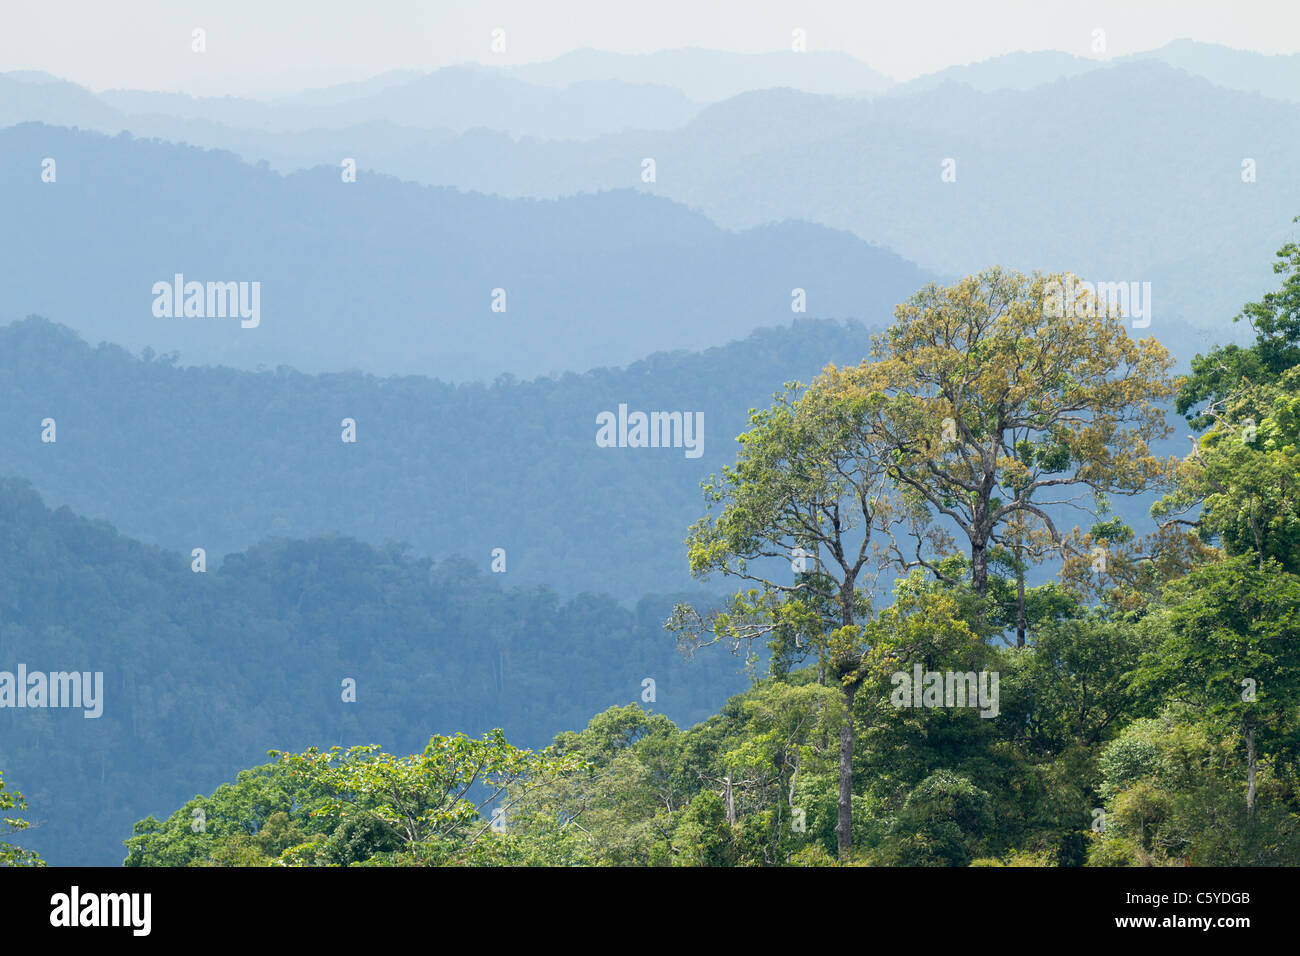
left=2, top=0, right=1298, bottom=95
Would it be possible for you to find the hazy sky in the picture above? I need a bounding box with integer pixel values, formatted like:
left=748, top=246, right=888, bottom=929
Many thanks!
left=3, top=0, right=1297, bottom=95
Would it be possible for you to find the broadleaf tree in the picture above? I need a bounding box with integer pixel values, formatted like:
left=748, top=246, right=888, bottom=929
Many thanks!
left=838, top=267, right=1179, bottom=613
left=669, top=377, right=911, bottom=858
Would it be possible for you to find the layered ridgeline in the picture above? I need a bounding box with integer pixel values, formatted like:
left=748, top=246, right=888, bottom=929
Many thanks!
left=390, top=62, right=1286, bottom=332
left=0, top=49, right=896, bottom=139
left=888, top=39, right=1300, bottom=98
left=0, top=478, right=748, bottom=866
left=0, top=123, right=932, bottom=380
left=0, top=317, right=1195, bottom=600
left=9, top=60, right=1289, bottom=338
left=0, top=316, right=879, bottom=599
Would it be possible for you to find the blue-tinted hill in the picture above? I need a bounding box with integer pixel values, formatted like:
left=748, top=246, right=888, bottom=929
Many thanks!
left=0, top=477, right=749, bottom=865
left=0, top=123, right=935, bottom=381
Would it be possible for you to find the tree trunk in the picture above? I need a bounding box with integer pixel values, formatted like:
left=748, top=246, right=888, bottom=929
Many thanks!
left=1016, top=561, right=1026, bottom=648
left=789, top=751, right=800, bottom=809
left=836, top=681, right=857, bottom=860
left=1245, top=721, right=1257, bottom=817
left=971, top=538, right=988, bottom=597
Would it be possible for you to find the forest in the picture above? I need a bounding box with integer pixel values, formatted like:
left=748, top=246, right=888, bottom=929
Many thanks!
left=0, top=312, right=901, bottom=599
left=0, top=481, right=746, bottom=865
left=6, top=225, right=1295, bottom=868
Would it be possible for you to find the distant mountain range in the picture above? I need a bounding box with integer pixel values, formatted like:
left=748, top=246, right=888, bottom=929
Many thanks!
left=0, top=47, right=896, bottom=143
left=6, top=40, right=1300, bottom=147
left=0, top=122, right=934, bottom=380
left=4, top=47, right=1290, bottom=341
left=505, top=47, right=895, bottom=100
left=893, top=39, right=1300, bottom=100
left=96, top=66, right=702, bottom=141
left=239, top=61, right=1282, bottom=335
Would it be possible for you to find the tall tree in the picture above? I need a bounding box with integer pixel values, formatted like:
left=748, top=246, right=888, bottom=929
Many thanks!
left=670, top=378, right=909, bottom=858
left=843, top=267, right=1178, bottom=601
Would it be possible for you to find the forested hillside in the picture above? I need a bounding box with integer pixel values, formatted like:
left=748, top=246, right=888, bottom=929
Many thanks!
left=0, top=315, right=1196, bottom=601
left=0, top=478, right=748, bottom=865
